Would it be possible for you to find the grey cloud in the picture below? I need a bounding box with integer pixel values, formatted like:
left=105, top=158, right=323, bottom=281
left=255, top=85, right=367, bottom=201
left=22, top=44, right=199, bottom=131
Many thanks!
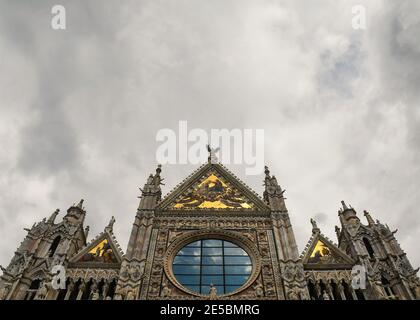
left=0, top=0, right=419, bottom=271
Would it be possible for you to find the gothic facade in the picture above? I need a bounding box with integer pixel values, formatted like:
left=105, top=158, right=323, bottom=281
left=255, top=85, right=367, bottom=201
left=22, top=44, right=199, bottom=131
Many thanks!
left=1, top=161, right=419, bottom=300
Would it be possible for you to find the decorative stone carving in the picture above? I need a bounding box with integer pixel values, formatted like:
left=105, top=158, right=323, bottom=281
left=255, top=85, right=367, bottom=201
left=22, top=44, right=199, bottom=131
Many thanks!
left=161, top=283, right=171, bottom=298
left=0, top=285, right=10, bottom=300
left=126, top=290, right=136, bottom=300
left=322, top=290, right=331, bottom=300
left=34, top=282, right=49, bottom=300
left=254, top=282, right=264, bottom=298
left=208, top=284, right=217, bottom=300
left=372, top=280, right=386, bottom=299
left=91, top=289, right=100, bottom=300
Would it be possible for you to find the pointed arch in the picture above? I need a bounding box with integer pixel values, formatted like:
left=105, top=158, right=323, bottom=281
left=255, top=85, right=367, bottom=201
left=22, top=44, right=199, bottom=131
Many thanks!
left=362, top=237, right=375, bottom=259
left=49, top=236, right=62, bottom=257
left=330, top=280, right=342, bottom=300
left=307, top=280, right=319, bottom=300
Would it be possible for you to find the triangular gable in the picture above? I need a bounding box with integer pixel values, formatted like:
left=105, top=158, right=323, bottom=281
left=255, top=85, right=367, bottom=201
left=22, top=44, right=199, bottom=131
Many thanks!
left=157, top=163, right=269, bottom=211
left=69, top=228, right=123, bottom=267
left=301, top=232, right=354, bottom=269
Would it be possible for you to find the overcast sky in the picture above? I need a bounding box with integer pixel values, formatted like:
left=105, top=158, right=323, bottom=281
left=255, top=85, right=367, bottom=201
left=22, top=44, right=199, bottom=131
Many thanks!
left=0, top=0, right=419, bottom=270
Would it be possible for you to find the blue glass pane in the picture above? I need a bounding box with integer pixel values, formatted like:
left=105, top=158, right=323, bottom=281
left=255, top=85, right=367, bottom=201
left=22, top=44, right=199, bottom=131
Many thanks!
left=224, top=256, right=251, bottom=265
left=202, top=256, right=223, bottom=265
left=202, top=240, right=223, bottom=247
left=184, top=285, right=200, bottom=292
left=173, top=256, right=200, bottom=264
left=223, top=241, right=239, bottom=248
left=202, top=265, right=223, bottom=274
left=225, top=265, right=252, bottom=274
left=225, top=285, right=241, bottom=293
left=173, top=265, right=200, bottom=275
left=186, top=241, right=201, bottom=247
left=225, top=275, right=249, bottom=285
left=202, top=247, right=223, bottom=256
left=224, top=247, right=247, bottom=256
left=176, top=275, right=200, bottom=285
left=201, top=275, right=223, bottom=285
left=178, top=247, right=201, bottom=256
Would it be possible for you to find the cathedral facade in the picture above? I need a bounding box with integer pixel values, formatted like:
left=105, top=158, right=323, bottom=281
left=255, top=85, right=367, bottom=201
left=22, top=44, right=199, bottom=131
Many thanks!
left=1, top=161, right=419, bottom=300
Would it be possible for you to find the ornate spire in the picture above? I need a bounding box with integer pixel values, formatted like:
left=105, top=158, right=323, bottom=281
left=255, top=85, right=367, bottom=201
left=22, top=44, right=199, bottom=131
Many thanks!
left=76, top=199, right=84, bottom=209
left=364, top=210, right=375, bottom=226
left=138, top=165, right=164, bottom=210
left=341, top=200, right=348, bottom=211
left=263, top=165, right=287, bottom=211
left=48, top=209, right=60, bottom=224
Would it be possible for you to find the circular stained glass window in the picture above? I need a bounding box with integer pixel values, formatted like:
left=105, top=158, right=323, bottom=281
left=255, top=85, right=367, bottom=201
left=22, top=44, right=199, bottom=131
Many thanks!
left=172, top=239, right=252, bottom=295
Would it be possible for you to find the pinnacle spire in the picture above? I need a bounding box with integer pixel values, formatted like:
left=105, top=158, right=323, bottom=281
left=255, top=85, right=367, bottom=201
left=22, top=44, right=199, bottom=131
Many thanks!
left=264, top=165, right=270, bottom=178
left=48, top=209, right=60, bottom=224
left=76, top=199, right=84, bottom=209
left=364, top=210, right=375, bottom=226
left=310, top=218, right=320, bottom=233
left=106, top=216, right=116, bottom=231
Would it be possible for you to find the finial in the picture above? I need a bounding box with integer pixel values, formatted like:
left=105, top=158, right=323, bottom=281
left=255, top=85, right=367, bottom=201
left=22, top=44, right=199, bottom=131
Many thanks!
left=156, top=164, right=162, bottom=175
left=84, top=226, right=90, bottom=239
left=76, top=199, right=84, bottom=209
left=363, top=210, right=375, bottom=226
left=264, top=165, right=270, bottom=177
left=106, top=216, right=116, bottom=231
left=341, top=200, right=348, bottom=211
left=310, top=218, right=319, bottom=233
left=48, top=209, right=60, bottom=224
left=335, top=225, right=341, bottom=238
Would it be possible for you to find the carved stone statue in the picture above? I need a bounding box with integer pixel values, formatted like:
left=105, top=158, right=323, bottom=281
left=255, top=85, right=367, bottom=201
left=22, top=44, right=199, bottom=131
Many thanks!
left=34, top=282, right=48, bottom=300
left=322, top=290, right=331, bottom=300
left=288, top=288, right=300, bottom=300
left=254, top=283, right=264, bottom=298
left=91, top=289, right=100, bottom=300
left=126, top=290, right=135, bottom=300
left=113, top=293, right=123, bottom=300
left=161, top=283, right=171, bottom=298
left=372, top=280, right=386, bottom=299
left=208, top=284, right=217, bottom=300
left=0, top=285, right=10, bottom=300
left=415, top=285, right=420, bottom=299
